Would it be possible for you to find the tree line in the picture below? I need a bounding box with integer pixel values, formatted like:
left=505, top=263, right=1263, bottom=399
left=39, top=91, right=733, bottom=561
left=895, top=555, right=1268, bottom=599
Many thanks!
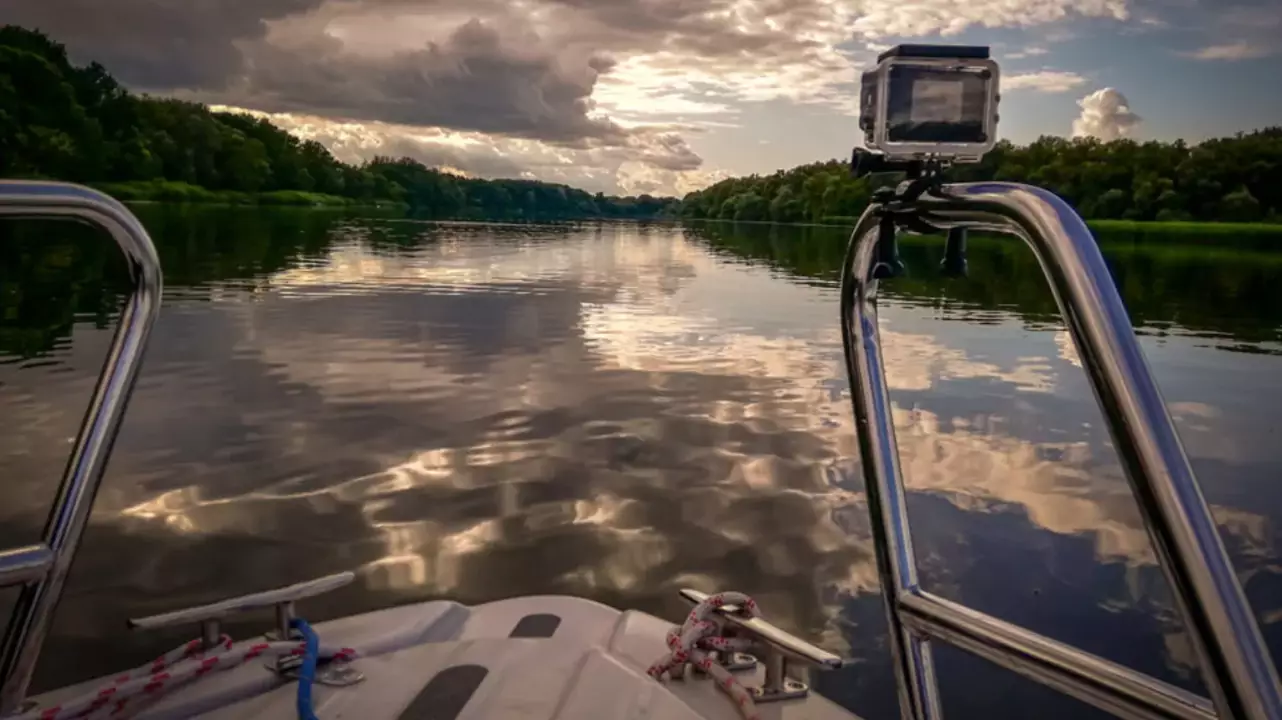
left=680, top=132, right=1282, bottom=225
left=0, top=26, right=676, bottom=219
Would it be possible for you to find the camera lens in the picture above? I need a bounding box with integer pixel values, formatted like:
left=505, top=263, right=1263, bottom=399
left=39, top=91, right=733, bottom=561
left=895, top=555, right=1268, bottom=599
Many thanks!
left=885, top=65, right=989, bottom=145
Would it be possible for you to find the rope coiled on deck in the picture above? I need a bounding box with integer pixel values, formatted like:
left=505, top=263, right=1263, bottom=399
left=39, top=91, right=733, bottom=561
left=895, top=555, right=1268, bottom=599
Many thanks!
left=647, top=591, right=763, bottom=720
left=17, top=621, right=355, bottom=720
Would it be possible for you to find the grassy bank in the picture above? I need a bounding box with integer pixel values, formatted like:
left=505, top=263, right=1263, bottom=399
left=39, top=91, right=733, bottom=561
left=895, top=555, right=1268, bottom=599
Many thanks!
left=1086, top=219, right=1282, bottom=234
left=91, top=180, right=407, bottom=208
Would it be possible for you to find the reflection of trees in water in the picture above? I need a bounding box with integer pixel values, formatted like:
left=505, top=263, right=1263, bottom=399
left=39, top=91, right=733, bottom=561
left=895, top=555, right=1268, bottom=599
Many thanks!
left=0, top=219, right=128, bottom=360
left=686, top=221, right=1282, bottom=347
left=0, top=209, right=681, bottom=361
left=0, top=206, right=358, bottom=360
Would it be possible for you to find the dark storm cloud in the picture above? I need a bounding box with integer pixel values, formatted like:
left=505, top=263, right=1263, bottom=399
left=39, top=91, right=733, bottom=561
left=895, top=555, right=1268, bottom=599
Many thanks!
left=0, top=0, right=631, bottom=144
left=357, top=0, right=835, bottom=58
left=5, top=0, right=856, bottom=180
left=0, top=0, right=325, bottom=90
left=492, top=0, right=833, bottom=58
left=0, top=0, right=838, bottom=140
left=222, top=19, right=628, bottom=144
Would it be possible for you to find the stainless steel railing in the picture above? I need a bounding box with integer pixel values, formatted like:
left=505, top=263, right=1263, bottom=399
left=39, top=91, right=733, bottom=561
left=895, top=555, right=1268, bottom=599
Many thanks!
left=0, top=181, right=163, bottom=716
left=840, top=180, right=1282, bottom=720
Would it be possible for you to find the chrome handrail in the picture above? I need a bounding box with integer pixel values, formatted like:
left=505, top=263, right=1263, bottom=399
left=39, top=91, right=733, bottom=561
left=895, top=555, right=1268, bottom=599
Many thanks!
left=840, top=181, right=1282, bottom=720
left=0, top=181, right=162, bottom=715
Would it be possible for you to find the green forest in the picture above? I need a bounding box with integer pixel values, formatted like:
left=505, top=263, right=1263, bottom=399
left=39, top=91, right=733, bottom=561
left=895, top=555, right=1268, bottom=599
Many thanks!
left=680, top=129, right=1282, bottom=225
left=0, top=26, right=675, bottom=220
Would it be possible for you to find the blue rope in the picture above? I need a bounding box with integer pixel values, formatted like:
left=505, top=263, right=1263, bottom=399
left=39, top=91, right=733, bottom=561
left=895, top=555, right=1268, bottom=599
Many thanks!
left=290, top=617, right=320, bottom=720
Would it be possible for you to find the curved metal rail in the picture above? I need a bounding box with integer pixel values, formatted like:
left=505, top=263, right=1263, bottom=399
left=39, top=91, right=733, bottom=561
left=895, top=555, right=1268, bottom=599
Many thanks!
left=0, top=181, right=163, bottom=715
left=840, top=181, right=1282, bottom=720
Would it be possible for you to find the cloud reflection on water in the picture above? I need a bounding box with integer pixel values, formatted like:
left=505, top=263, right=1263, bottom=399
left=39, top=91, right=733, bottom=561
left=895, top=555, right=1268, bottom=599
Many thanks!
left=2, top=218, right=1279, bottom=713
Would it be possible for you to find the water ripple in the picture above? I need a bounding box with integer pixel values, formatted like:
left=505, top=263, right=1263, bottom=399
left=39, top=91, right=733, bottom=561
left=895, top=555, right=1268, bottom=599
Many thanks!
left=2, top=213, right=1280, bottom=719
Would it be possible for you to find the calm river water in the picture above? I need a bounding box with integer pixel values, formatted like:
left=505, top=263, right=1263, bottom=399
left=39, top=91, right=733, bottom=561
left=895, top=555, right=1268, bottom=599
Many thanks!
left=2, top=206, right=1282, bottom=719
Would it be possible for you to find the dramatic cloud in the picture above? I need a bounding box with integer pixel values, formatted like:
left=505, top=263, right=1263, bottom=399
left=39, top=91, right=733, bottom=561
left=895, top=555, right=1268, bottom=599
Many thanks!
left=3, top=0, right=1141, bottom=128
left=574, top=0, right=1135, bottom=112
left=1072, top=87, right=1142, bottom=141
left=1004, top=70, right=1088, bottom=93
left=219, top=19, right=626, bottom=144
left=1, top=0, right=1151, bottom=193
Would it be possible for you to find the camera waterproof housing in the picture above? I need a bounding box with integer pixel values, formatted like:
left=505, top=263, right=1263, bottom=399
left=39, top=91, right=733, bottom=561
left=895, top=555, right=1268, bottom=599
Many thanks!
left=859, top=44, right=999, bottom=163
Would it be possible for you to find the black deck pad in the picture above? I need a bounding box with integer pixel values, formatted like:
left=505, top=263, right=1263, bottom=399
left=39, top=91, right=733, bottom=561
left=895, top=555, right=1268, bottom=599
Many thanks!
left=397, top=664, right=488, bottom=720
left=508, top=613, right=561, bottom=638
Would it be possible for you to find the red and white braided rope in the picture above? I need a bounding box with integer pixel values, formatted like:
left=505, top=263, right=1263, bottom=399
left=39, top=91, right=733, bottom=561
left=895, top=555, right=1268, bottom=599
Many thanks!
left=646, top=591, right=762, bottom=720
left=19, top=635, right=358, bottom=720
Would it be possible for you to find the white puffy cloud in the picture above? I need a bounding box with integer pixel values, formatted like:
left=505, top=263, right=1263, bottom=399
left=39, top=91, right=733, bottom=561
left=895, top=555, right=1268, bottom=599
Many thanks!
left=1071, top=87, right=1142, bottom=141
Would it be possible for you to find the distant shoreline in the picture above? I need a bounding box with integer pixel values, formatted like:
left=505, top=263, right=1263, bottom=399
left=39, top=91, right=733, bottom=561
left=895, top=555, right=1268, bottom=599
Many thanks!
left=93, top=182, right=1282, bottom=234
left=97, top=181, right=679, bottom=222
left=92, top=180, right=683, bottom=222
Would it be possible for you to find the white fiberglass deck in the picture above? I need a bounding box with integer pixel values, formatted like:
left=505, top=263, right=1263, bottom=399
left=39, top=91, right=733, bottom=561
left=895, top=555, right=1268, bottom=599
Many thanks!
left=30, top=595, right=861, bottom=720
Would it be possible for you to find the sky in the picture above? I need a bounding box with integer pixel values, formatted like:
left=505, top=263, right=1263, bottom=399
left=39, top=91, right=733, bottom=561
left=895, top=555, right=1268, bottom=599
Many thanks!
left=3, top=0, right=1279, bottom=196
